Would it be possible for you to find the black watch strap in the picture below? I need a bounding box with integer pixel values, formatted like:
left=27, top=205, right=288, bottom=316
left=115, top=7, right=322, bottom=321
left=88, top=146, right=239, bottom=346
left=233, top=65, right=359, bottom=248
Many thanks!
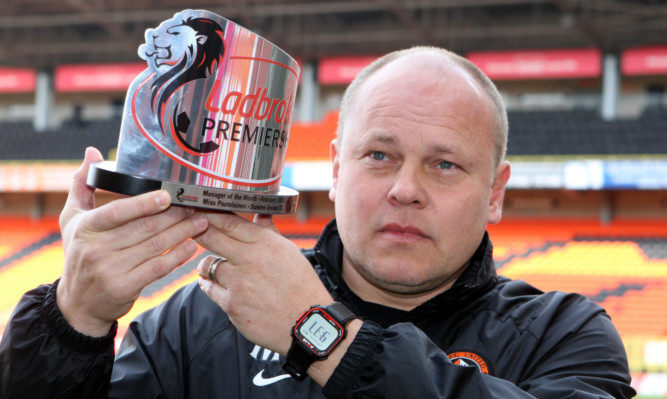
left=282, top=341, right=314, bottom=380
left=324, top=302, right=357, bottom=327
left=282, top=302, right=357, bottom=381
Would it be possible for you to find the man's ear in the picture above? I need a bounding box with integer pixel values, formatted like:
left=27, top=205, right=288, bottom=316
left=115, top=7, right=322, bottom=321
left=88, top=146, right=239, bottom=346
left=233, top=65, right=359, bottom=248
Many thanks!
left=329, top=138, right=340, bottom=202
left=487, top=160, right=511, bottom=225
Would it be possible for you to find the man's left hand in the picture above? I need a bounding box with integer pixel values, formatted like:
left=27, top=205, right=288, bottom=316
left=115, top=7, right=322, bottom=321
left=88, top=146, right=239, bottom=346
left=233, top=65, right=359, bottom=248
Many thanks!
left=194, top=212, right=334, bottom=356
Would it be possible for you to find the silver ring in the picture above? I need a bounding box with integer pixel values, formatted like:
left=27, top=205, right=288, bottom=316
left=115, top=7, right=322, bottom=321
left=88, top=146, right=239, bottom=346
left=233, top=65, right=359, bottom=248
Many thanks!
left=208, top=257, right=228, bottom=283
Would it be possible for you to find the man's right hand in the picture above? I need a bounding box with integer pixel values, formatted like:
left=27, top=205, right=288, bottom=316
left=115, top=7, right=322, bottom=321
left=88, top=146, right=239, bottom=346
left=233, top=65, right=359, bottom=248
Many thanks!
left=56, top=147, right=209, bottom=337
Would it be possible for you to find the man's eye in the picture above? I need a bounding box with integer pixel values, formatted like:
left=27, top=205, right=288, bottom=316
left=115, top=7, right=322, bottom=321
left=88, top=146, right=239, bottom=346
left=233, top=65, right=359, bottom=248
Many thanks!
left=438, top=161, right=454, bottom=170
left=370, top=151, right=387, bottom=161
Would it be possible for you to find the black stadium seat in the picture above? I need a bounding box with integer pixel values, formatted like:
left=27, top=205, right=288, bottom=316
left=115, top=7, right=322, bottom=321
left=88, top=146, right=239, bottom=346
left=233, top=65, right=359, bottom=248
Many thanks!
left=1, top=107, right=666, bottom=160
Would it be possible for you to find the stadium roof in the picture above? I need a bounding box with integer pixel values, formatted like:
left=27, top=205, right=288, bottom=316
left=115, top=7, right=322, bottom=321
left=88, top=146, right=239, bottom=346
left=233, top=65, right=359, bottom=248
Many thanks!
left=1, top=0, right=666, bottom=69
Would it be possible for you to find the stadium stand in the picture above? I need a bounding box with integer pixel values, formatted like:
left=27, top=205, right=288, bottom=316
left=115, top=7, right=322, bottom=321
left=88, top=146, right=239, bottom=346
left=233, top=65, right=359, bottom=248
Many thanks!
left=506, top=108, right=667, bottom=156
left=2, top=216, right=665, bottom=375
left=0, top=217, right=63, bottom=338
left=2, top=107, right=667, bottom=160
left=0, top=217, right=60, bottom=261
left=0, top=119, right=120, bottom=160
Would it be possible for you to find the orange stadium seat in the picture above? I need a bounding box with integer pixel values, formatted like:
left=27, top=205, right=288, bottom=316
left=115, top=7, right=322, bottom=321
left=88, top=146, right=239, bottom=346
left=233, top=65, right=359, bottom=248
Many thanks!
left=0, top=217, right=60, bottom=259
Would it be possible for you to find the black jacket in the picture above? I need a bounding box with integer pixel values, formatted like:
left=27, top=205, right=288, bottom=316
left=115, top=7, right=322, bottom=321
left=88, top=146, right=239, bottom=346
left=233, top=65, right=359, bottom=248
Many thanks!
left=0, top=219, right=635, bottom=398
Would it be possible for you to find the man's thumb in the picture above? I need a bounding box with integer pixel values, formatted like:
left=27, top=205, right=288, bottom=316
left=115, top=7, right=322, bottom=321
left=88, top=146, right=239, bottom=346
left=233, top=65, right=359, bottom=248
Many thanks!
left=64, top=147, right=104, bottom=214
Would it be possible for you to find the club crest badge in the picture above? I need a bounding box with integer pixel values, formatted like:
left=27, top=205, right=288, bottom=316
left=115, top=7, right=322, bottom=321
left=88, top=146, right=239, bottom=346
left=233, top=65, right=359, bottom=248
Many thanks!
left=448, top=351, right=491, bottom=375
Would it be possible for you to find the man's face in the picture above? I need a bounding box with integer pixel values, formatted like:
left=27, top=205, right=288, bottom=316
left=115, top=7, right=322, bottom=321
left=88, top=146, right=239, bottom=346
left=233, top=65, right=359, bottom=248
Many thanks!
left=329, top=53, right=510, bottom=304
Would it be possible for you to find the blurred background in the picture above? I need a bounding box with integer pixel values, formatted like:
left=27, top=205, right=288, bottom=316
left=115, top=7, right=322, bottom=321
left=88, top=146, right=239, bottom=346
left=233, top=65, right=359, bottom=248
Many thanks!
left=0, top=1, right=665, bottom=397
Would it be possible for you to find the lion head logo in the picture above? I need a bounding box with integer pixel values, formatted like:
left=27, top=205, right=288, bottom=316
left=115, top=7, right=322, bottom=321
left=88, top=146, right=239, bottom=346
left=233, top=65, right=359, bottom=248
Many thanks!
left=138, top=11, right=225, bottom=146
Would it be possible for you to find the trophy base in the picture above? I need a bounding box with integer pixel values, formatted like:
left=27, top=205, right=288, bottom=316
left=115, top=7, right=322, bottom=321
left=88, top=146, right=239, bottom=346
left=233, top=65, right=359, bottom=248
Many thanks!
left=87, top=161, right=298, bottom=214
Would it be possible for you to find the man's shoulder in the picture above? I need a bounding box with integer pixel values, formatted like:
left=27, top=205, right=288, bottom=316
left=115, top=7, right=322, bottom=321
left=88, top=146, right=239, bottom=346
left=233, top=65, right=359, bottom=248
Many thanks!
left=489, top=277, right=607, bottom=333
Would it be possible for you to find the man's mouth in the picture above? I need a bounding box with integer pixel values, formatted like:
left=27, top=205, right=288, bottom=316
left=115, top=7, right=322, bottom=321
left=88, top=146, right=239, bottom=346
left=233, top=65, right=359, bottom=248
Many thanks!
left=379, top=223, right=429, bottom=241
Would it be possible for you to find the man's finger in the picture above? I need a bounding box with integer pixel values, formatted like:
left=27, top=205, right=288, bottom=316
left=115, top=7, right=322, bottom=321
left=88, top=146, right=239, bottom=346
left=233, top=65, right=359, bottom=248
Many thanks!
left=253, top=214, right=279, bottom=234
left=199, top=278, right=231, bottom=311
left=194, top=221, right=241, bottom=257
left=110, top=205, right=193, bottom=250
left=85, top=190, right=172, bottom=233
left=197, top=255, right=220, bottom=281
left=126, top=238, right=199, bottom=290
left=60, top=147, right=104, bottom=225
left=203, top=211, right=265, bottom=243
left=119, top=212, right=208, bottom=272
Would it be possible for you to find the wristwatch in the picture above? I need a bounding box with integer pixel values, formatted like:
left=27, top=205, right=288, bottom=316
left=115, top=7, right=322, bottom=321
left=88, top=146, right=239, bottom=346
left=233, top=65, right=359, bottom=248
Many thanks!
left=282, top=302, right=357, bottom=380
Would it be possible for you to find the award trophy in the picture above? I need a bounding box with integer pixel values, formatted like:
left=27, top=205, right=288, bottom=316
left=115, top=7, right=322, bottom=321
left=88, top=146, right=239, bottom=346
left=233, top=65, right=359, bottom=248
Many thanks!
left=87, top=9, right=300, bottom=214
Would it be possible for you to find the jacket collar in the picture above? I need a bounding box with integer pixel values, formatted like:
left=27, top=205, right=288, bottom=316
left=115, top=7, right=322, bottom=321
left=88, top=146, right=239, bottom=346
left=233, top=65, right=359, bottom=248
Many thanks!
left=310, top=219, right=498, bottom=321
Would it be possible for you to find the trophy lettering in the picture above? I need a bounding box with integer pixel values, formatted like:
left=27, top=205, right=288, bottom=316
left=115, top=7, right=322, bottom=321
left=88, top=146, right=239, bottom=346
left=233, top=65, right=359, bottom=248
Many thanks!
left=87, top=9, right=300, bottom=214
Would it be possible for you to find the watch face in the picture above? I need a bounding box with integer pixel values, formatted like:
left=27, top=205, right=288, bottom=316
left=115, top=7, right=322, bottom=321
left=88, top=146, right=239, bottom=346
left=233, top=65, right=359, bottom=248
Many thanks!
left=295, top=309, right=342, bottom=356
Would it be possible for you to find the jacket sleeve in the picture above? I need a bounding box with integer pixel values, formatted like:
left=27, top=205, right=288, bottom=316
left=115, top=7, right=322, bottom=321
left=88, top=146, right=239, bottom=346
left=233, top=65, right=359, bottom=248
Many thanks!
left=323, top=318, right=635, bottom=399
left=107, top=320, right=171, bottom=398
left=107, top=283, right=216, bottom=399
left=107, top=287, right=190, bottom=399
left=0, top=281, right=116, bottom=399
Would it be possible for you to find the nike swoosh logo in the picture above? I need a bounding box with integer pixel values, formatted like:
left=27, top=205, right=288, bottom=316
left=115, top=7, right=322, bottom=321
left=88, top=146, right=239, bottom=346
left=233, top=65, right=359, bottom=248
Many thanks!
left=252, top=369, right=292, bottom=386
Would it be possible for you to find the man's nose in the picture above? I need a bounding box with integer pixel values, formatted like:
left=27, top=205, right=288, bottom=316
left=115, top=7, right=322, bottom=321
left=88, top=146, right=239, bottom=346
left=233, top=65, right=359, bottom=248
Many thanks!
left=387, top=165, right=427, bottom=207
